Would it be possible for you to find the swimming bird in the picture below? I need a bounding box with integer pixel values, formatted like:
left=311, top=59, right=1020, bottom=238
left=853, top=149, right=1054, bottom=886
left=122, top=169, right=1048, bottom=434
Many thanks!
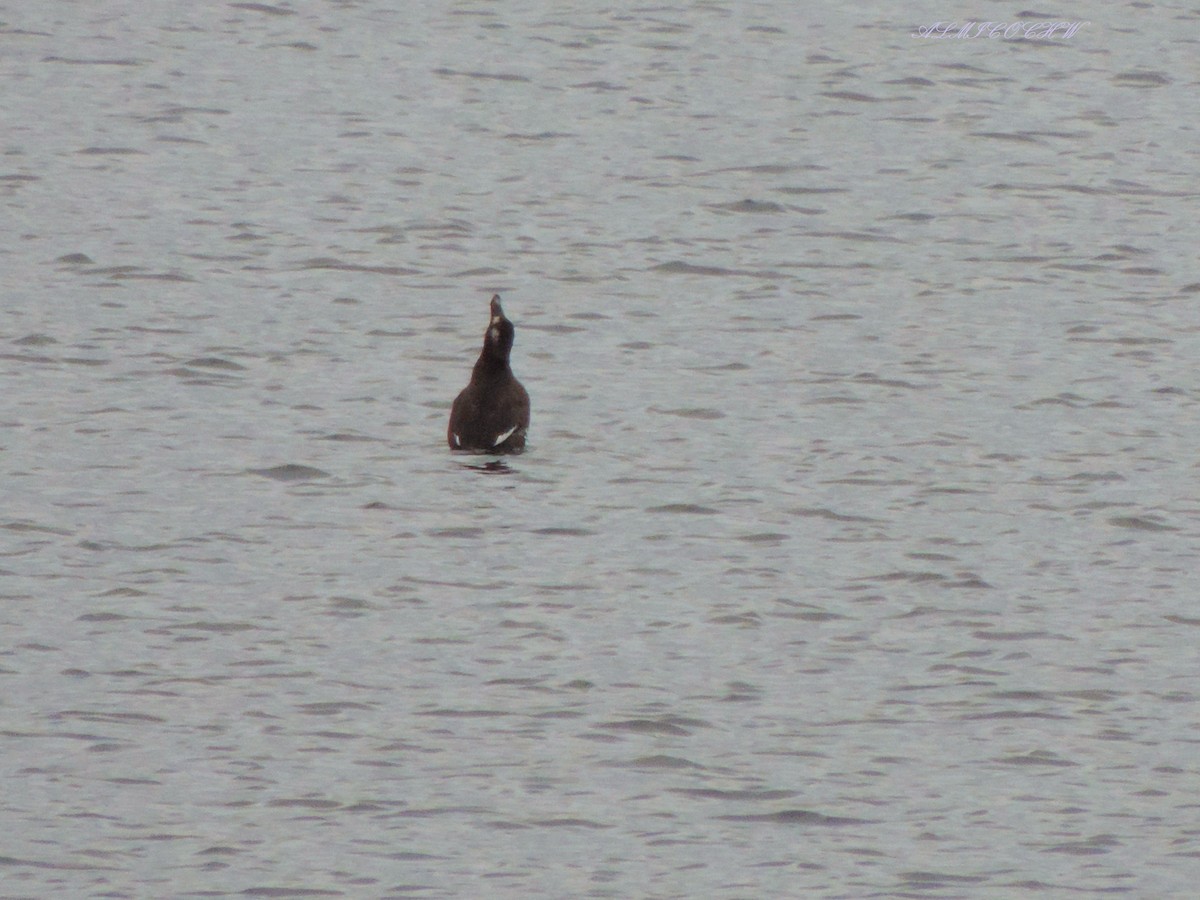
left=447, top=295, right=530, bottom=453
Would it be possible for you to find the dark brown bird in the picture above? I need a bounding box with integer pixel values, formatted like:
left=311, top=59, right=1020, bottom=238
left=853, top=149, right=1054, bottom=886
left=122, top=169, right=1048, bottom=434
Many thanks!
left=447, top=295, right=530, bottom=453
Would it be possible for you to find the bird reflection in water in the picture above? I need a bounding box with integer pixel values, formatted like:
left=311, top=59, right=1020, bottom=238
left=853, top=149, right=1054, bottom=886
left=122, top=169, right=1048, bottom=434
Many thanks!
left=462, top=459, right=514, bottom=475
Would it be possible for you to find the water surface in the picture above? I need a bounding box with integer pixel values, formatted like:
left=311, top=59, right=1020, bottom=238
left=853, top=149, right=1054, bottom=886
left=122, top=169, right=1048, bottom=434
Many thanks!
left=3, top=2, right=1200, bottom=897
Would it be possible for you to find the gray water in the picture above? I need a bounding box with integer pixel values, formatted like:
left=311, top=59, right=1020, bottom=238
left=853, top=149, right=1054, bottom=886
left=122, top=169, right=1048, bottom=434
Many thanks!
left=3, top=2, right=1200, bottom=897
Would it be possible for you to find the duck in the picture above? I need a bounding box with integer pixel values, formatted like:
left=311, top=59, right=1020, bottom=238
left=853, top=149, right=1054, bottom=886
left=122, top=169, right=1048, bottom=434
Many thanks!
left=448, top=295, right=530, bottom=453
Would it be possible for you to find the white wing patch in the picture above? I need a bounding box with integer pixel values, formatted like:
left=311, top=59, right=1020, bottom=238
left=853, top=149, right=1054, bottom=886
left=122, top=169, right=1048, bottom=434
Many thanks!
left=489, top=326, right=500, bottom=342
left=452, top=433, right=460, bottom=447
left=493, top=425, right=518, bottom=446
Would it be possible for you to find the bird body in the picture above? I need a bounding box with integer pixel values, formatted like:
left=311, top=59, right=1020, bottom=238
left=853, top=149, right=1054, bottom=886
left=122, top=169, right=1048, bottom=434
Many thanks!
left=448, top=295, right=530, bottom=453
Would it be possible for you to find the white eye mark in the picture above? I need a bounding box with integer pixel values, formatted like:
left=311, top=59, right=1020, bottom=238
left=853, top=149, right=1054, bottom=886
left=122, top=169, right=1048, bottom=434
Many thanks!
left=493, top=425, right=518, bottom=446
